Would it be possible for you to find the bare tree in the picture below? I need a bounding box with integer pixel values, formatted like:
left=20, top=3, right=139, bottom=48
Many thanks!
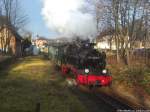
left=1, top=0, right=28, bottom=30
left=95, top=0, right=149, bottom=65
left=0, top=0, right=28, bottom=54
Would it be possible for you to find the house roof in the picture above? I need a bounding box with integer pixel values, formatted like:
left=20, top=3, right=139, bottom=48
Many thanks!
left=0, top=16, right=22, bottom=40
left=97, top=28, right=115, bottom=40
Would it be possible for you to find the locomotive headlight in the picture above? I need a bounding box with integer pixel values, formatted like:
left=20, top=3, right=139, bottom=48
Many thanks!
left=102, top=69, right=107, bottom=74
left=85, top=69, right=89, bottom=74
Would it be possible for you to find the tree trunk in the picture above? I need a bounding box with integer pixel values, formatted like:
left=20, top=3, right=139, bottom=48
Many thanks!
left=115, top=35, right=120, bottom=63
left=126, top=48, right=130, bottom=66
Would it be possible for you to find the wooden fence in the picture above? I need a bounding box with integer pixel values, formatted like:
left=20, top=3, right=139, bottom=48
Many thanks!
left=107, top=50, right=150, bottom=66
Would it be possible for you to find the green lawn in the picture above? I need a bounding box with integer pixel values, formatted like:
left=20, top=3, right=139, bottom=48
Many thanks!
left=0, top=56, right=87, bottom=112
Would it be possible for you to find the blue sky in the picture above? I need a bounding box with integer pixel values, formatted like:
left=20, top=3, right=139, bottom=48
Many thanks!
left=22, top=0, right=58, bottom=38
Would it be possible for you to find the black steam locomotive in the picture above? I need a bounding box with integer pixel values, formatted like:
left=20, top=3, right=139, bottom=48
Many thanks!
left=48, top=39, right=112, bottom=87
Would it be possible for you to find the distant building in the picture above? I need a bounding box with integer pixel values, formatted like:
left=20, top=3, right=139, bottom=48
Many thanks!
left=96, top=28, right=116, bottom=50
left=96, top=35, right=116, bottom=50
left=32, top=36, right=49, bottom=54
left=34, top=36, right=48, bottom=48
left=96, top=27, right=150, bottom=50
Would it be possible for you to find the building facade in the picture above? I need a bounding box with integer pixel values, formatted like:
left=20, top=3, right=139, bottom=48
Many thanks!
left=0, top=26, right=22, bottom=57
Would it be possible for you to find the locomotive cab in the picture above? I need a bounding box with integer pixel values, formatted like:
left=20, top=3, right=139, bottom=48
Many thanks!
left=75, top=43, right=112, bottom=87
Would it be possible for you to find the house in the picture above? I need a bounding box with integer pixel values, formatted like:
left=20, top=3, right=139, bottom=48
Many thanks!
left=96, top=28, right=116, bottom=50
left=96, top=26, right=150, bottom=50
left=96, top=35, right=116, bottom=50
left=0, top=16, right=23, bottom=57
left=32, top=36, right=49, bottom=53
left=34, top=36, right=48, bottom=48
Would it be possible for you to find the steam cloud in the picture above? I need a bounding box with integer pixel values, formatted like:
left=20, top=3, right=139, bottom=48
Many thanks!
left=41, top=0, right=97, bottom=39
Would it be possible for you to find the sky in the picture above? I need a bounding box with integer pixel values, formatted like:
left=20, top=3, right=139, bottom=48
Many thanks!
left=21, top=0, right=97, bottom=39
left=41, top=0, right=97, bottom=39
left=22, top=0, right=58, bottom=38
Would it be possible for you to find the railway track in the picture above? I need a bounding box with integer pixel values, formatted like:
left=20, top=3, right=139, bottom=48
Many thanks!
left=68, top=84, right=133, bottom=112
left=66, top=78, right=133, bottom=109
left=69, top=86, right=115, bottom=112
left=93, top=91, right=133, bottom=110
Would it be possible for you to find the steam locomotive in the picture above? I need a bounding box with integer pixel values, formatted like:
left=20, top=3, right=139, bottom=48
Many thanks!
left=48, top=39, right=112, bottom=87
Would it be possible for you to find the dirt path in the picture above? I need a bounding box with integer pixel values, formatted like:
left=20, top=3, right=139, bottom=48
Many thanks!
left=0, top=56, right=114, bottom=112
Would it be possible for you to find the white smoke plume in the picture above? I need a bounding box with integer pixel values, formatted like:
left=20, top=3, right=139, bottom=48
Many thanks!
left=41, top=0, right=97, bottom=39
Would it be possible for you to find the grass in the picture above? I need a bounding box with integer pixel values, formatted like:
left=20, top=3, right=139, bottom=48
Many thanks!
left=102, top=64, right=150, bottom=108
left=109, top=64, right=150, bottom=95
left=0, top=56, right=87, bottom=112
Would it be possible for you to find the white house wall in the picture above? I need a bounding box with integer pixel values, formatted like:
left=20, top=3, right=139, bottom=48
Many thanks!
left=96, top=41, right=116, bottom=50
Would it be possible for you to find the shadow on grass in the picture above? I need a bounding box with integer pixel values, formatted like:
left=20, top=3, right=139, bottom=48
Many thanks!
left=0, top=56, right=90, bottom=112
left=0, top=57, right=16, bottom=70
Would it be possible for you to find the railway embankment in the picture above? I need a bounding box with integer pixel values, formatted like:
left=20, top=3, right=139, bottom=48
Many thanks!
left=99, top=64, right=150, bottom=109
